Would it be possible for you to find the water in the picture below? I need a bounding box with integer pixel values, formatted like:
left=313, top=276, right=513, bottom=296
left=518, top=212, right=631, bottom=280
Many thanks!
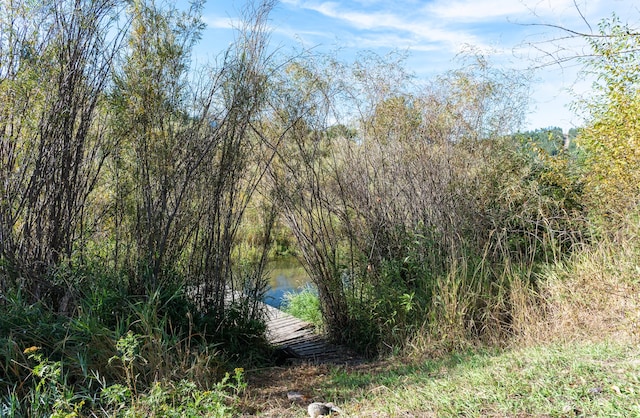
left=263, top=258, right=312, bottom=308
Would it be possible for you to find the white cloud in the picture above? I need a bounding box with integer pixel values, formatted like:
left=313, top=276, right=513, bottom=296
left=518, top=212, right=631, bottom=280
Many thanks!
left=202, top=15, right=237, bottom=30
left=300, top=1, right=489, bottom=53
left=424, top=0, right=531, bottom=21
left=335, top=32, right=443, bottom=52
left=423, top=0, right=588, bottom=23
left=308, top=2, right=398, bottom=30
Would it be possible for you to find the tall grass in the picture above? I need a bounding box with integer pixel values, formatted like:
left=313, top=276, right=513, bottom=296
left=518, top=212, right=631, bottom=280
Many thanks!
left=402, top=214, right=640, bottom=357
left=516, top=215, right=640, bottom=345
left=0, top=273, right=259, bottom=416
left=281, top=287, right=323, bottom=330
left=346, top=242, right=541, bottom=357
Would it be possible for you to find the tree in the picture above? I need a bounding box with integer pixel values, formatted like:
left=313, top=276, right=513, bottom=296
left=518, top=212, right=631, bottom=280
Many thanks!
left=0, top=0, right=125, bottom=308
left=521, top=4, right=640, bottom=222
left=109, top=0, right=207, bottom=290
left=264, top=56, right=352, bottom=342
left=575, top=16, right=640, bottom=220
left=186, top=0, right=277, bottom=322
left=109, top=0, right=279, bottom=331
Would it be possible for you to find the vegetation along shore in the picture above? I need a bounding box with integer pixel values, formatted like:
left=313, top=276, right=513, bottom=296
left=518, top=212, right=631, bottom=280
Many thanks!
left=1, top=0, right=639, bottom=415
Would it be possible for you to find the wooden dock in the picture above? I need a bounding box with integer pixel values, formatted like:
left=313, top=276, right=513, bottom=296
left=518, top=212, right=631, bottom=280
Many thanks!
left=262, top=303, right=362, bottom=365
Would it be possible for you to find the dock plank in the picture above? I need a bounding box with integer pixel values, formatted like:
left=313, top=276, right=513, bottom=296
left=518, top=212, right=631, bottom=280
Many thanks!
left=261, top=301, right=362, bottom=365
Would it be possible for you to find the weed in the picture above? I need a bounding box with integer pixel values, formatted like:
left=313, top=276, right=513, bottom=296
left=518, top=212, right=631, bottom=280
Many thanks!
left=11, top=346, right=89, bottom=417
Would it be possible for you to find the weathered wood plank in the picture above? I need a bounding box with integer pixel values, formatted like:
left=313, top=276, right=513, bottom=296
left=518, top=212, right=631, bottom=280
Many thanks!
left=222, top=291, right=360, bottom=363
left=257, top=299, right=362, bottom=365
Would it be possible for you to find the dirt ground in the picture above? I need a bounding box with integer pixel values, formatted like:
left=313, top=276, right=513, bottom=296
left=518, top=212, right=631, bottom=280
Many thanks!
left=238, top=359, right=420, bottom=417
left=239, top=363, right=338, bottom=417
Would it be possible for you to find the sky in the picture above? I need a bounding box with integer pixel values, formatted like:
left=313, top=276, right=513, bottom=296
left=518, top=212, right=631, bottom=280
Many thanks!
left=194, top=0, right=640, bottom=131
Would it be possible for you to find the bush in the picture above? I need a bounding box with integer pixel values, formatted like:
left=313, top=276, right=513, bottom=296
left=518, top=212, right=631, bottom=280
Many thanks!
left=0, top=340, right=246, bottom=416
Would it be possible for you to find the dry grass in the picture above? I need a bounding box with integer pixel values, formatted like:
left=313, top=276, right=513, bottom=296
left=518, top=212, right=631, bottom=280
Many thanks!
left=513, top=234, right=640, bottom=346
left=240, top=360, right=440, bottom=417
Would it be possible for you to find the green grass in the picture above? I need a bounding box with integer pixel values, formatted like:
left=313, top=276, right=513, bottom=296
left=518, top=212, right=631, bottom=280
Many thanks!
left=281, top=287, right=323, bottom=330
left=319, top=340, right=640, bottom=417
left=0, top=285, right=250, bottom=417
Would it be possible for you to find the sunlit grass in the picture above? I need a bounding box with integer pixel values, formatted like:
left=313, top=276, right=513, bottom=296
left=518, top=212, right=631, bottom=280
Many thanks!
left=281, top=287, right=323, bottom=330
left=321, top=340, right=640, bottom=417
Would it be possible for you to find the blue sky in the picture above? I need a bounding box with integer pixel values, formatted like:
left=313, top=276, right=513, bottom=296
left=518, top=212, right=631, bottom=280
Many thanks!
left=195, top=0, right=640, bottom=131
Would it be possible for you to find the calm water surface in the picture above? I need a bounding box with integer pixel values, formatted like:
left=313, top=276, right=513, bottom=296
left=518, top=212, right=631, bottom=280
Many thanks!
left=264, top=258, right=311, bottom=308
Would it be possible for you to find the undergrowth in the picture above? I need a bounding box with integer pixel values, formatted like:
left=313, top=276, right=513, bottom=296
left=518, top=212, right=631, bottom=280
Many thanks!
left=0, top=280, right=262, bottom=416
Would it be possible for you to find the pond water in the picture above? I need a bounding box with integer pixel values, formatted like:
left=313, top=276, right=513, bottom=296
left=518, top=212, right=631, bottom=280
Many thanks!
left=263, top=258, right=312, bottom=308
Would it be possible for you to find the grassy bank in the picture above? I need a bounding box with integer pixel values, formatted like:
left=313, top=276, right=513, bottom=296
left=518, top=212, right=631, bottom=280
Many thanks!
left=244, top=339, right=640, bottom=416
left=337, top=341, right=640, bottom=416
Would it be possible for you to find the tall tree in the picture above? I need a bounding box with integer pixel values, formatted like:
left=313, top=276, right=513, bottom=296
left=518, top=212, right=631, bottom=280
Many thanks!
left=188, top=0, right=277, bottom=320
left=265, top=68, right=352, bottom=340
left=110, top=0, right=206, bottom=289
left=0, top=0, right=124, bottom=307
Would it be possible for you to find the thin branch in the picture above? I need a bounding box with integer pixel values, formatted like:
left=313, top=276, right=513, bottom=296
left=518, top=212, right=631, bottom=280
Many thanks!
left=574, top=0, right=593, bottom=34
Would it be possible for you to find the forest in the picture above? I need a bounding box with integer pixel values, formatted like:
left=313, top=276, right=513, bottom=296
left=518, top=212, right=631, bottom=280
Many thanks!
left=1, top=0, right=639, bottom=416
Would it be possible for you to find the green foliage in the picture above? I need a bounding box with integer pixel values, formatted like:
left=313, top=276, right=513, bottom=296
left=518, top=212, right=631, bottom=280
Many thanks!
left=197, top=301, right=270, bottom=366
left=345, top=230, right=435, bottom=354
left=575, top=15, right=640, bottom=222
left=0, top=284, right=248, bottom=416
left=0, top=332, right=245, bottom=417
left=281, top=287, right=323, bottom=329
left=110, top=331, right=144, bottom=398
left=120, top=374, right=244, bottom=417
left=101, top=333, right=246, bottom=417
left=513, top=126, right=566, bottom=155
left=482, top=136, right=588, bottom=262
